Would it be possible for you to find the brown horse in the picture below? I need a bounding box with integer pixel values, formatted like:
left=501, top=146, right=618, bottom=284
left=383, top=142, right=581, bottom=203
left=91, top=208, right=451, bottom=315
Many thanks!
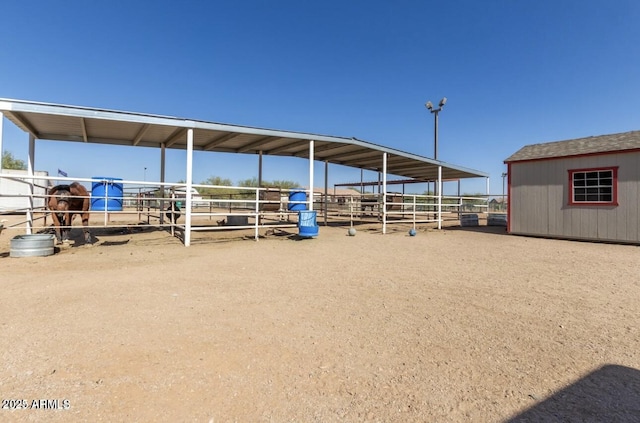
left=47, top=182, right=92, bottom=245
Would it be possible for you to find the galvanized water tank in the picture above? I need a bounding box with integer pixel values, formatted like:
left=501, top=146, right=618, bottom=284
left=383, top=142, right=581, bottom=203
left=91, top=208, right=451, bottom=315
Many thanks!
left=10, top=234, right=56, bottom=258
left=460, top=213, right=479, bottom=227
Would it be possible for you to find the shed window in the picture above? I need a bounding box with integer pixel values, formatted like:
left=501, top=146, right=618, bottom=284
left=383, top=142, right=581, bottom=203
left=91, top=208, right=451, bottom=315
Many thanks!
left=569, top=167, right=618, bottom=206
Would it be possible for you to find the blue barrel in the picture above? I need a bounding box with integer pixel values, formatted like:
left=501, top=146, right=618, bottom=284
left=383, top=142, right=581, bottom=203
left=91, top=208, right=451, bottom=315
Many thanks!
left=91, top=177, right=123, bottom=211
left=298, top=210, right=318, bottom=238
left=288, top=189, right=308, bottom=211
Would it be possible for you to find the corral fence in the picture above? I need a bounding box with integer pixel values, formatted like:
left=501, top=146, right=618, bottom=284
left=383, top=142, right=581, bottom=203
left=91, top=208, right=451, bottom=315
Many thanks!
left=0, top=173, right=507, bottom=242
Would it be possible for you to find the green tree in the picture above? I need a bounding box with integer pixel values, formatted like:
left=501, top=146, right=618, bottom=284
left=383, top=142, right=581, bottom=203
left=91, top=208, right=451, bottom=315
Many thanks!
left=1, top=151, right=27, bottom=170
left=269, top=180, right=300, bottom=189
left=201, top=176, right=233, bottom=186
left=238, top=177, right=260, bottom=187
left=199, top=176, right=233, bottom=196
left=238, top=177, right=300, bottom=189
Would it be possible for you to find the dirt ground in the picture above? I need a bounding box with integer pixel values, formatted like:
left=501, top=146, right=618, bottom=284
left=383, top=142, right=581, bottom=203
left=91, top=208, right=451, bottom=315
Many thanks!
left=0, top=216, right=639, bottom=422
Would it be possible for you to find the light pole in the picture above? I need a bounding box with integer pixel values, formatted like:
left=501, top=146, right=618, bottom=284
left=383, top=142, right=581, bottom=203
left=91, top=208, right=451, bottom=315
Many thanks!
left=425, top=97, right=447, bottom=160
left=144, top=167, right=147, bottom=182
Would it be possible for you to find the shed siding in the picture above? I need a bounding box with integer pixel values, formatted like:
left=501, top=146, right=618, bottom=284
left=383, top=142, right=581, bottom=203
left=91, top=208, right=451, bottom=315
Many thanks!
left=618, top=151, right=640, bottom=241
left=547, top=159, right=566, bottom=236
left=510, top=151, right=640, bottom=243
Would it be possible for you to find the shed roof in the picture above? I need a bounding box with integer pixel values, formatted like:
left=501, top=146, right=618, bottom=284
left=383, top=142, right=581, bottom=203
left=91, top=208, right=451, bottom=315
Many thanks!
left=0, top=98, right=488, bottom=181
left=505, top=130, right=640, bottom=163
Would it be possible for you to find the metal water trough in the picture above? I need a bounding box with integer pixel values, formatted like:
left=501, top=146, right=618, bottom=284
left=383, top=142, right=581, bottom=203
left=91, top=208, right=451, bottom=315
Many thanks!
left=460, top=213, right=479, bottom=227
left=487, top=213, right=508, bottom=227
left=10, top=234, right=56, bottom=258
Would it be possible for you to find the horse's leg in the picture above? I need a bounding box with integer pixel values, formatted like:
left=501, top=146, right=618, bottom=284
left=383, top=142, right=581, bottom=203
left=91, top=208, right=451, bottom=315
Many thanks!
left=61, top=212, right=70, bottom=242
left=81, top=212, right=92, bottom=244
left=81, top=197, right=92, bottom=244
left=50, top=212, right=63, bottom=244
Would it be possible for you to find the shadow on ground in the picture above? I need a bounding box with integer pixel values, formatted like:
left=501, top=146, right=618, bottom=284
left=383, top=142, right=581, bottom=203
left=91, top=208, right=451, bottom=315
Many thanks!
left=36, top=223, right=166, bottom=248
left=445, top=225, right=509, bottom=236
left=505, top=364, right=640, bottom=422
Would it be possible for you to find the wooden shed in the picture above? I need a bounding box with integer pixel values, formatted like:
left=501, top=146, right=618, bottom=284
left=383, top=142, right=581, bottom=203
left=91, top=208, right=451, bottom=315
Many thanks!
left=505, top=130, right=640, bottom=244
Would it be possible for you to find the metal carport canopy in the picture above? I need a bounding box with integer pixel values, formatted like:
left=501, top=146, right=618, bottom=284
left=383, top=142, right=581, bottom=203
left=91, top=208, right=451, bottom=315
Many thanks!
left=0, top=98, right=487, bottom=181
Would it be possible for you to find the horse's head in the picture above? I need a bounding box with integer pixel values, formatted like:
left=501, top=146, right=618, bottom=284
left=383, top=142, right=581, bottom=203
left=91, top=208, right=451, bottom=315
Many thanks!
left=56, top=190, right=70, bottom=209
left=55, top=190, right=71, bottom=223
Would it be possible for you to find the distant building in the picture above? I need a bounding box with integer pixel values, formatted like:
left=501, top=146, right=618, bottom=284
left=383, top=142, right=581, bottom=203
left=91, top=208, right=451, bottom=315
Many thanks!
left=488, top=198, right=506, bottom=211
left=0, top=169, right=50, bottom=212
left=505, top=130, right=640, bottom=244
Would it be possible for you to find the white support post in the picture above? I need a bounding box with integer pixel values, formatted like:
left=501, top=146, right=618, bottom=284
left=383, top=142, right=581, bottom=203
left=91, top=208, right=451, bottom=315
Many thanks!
left=412, top=195, right=417, bottom=228
left=382, top=152, right=388, bottom=234
left=103, top=183, right=109, bottom=227
left=258, top=150, right=263, bottom=188
left=0, top=114, right=4, bottom=172
left=457, top=179, right=462, bottom=219
left=457, top=179, right=462, bottom=216
left=486, top=176, right=490, bottom=214
left=324, top=160, right=328, bottom=226
left=256, top=150, right=263, bottom=240
left=308, top=140, right=314, bottom=211
left=254, top=188, right=260, bottom=241
left=437, top=165, right=442, bottom=230
left=27, top=134, right=35, bottom=234
left=160, top=142, right=166, bottom=224
left=185, top=128, right=193, bottom=246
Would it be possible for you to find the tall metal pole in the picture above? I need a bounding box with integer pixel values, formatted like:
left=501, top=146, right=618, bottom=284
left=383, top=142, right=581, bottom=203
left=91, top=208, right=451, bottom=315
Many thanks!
left=433, top=109, right=439, bottom=160
left=425, top=97, right=446, bottom=161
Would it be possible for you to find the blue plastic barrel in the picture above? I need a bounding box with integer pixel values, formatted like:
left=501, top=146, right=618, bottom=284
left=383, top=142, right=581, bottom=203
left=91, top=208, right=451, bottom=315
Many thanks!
left=298, top=210, right=318, bottom=238
left=288, top=189, right=308, bottom=211
left=91, top=177, right=124, bottom=211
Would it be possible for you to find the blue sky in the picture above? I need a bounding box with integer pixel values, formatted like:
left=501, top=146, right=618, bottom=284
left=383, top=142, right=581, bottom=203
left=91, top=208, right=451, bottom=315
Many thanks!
left=1, top=0, right=639, bottom=195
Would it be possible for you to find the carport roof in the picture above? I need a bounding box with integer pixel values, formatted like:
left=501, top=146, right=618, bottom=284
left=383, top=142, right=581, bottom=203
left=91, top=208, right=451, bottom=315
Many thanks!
left=0, top=98, right=488, bottom=181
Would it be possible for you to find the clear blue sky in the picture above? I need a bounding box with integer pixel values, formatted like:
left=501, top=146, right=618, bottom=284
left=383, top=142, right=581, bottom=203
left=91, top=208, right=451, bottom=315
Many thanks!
left=1, top=0, right=639, bottom=196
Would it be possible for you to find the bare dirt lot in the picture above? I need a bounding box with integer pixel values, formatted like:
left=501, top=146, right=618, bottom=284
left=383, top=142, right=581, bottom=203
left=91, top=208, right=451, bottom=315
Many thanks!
left=1, top=218, right=639, bottom=422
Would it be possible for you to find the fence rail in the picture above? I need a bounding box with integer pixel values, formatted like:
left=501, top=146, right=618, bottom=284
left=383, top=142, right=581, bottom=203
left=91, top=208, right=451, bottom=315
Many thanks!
left=1, top=172, right=505, bottom=242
